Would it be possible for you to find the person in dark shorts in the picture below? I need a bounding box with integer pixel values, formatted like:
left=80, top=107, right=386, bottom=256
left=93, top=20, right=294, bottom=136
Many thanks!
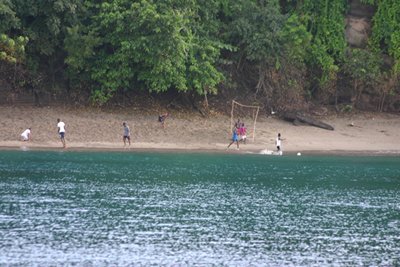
left=122, top=122, right=131, bottom=146
left=57, top=118, right=66, bottom=148
left=276, top=133, right=282, bottom=151
left=158, top=112, right=169, bottom=129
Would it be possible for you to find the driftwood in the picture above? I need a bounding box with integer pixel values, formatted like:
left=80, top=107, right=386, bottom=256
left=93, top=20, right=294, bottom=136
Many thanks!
left=282, top=112, right=334, bottom=131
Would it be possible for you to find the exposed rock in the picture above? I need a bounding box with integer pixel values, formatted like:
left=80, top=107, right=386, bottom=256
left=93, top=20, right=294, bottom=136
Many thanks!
left=345, top=16, right=371, bottom=48
left=345, top=0, right=375, bottom=48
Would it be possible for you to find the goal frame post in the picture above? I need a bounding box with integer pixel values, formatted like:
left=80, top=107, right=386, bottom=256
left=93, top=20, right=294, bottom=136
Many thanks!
left=230, top=100, right=260, bottom=142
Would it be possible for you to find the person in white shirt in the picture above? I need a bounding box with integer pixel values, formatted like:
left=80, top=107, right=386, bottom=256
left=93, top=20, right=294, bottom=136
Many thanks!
left=122, top=122, right=131, bottom=146
left=57, top=118, right=66, bottom=148
left=21, top=128, right=32, bottom=141
left=276, top=133, right=282, bottom=152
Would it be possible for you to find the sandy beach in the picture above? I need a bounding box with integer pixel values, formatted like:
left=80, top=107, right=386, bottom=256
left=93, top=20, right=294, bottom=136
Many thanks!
left=1, top=105, right=399, bottom=155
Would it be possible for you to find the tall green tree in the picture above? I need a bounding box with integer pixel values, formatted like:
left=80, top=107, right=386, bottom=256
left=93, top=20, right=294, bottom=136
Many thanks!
left=0, top=0, right=19, bottom=33
left=300, top=0, right=347, bottom=85
left=65, top=0, right=227, bottom=105
left=10, top=0, right=82, bottom=81
left=222, top=0, right=312, bottom=110
left=0, top=0, right=27, bottom=63
left=368, top=0, right=400, bottom=74
left=223, top=0, right=286, bottom=94
left=0, top=34, right=28, bottom=63
left=342, top=48, right=382, bottom=106
left=226, top=0, right=285, bottom=64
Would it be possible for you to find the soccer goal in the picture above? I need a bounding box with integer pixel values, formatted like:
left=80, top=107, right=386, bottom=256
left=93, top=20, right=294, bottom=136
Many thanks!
left=230, top=100, right=260, bottom=142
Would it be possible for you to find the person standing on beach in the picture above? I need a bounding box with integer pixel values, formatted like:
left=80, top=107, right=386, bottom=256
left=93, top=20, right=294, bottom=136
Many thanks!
left=234, top=119, right=240, bottom=129
left=57, top=118, right=66, bottom=148
left=276, top=133, right=282, bottom=152
left=122, top=122, right=131, bottom=146
left=21, top=128, right=32, bottom=141
left=227, top=127, right=240, bottom=150
left=240, top=123, right=247, bottom=144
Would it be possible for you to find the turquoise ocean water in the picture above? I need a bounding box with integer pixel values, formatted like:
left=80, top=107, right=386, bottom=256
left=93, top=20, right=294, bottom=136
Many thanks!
left=0, top=150, right=399, bottom=266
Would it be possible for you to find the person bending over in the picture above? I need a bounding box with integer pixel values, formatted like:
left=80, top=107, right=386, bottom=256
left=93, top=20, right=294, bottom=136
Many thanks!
left=21, top=128, right=32, bottom=141
left=158, top=112, right=169, bottom=129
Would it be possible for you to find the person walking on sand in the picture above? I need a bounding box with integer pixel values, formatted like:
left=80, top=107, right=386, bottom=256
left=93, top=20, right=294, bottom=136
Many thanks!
left=122, top=122, right=131, bottom=146
left=227, top=127, right=240, bottom=150
left=21, top=128, right=32, bottom=141
left=57, top=118, right=66, bottom=148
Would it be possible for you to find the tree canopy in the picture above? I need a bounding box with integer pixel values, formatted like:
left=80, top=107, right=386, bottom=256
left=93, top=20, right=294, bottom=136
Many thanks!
left=1, top=0, right=399, bottom=110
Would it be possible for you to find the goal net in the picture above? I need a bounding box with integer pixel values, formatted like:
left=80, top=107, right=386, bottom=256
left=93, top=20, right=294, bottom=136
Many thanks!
left=230, top=100, right=260, bottom=142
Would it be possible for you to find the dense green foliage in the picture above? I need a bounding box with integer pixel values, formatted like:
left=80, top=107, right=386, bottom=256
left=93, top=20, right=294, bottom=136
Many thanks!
left=64, top=0, right=227, bottom=104
left=342, top=48, right=382, bottom=104
left=301, top=0, right=347, bottom=85
left=0, top=0, right=27, bottom=63
left=1, top=0, right=399, bottom=108
left=368, top=0, right=400, bottom=74
left=0, top=33, right=28, bottom=63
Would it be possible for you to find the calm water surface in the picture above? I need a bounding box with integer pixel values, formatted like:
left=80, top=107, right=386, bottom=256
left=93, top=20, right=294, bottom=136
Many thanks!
left=0, top=151, right=399, bottom=266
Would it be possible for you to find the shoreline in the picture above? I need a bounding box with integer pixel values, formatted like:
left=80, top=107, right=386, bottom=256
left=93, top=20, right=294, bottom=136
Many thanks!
left=1, top=142, right=400, bottom=156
